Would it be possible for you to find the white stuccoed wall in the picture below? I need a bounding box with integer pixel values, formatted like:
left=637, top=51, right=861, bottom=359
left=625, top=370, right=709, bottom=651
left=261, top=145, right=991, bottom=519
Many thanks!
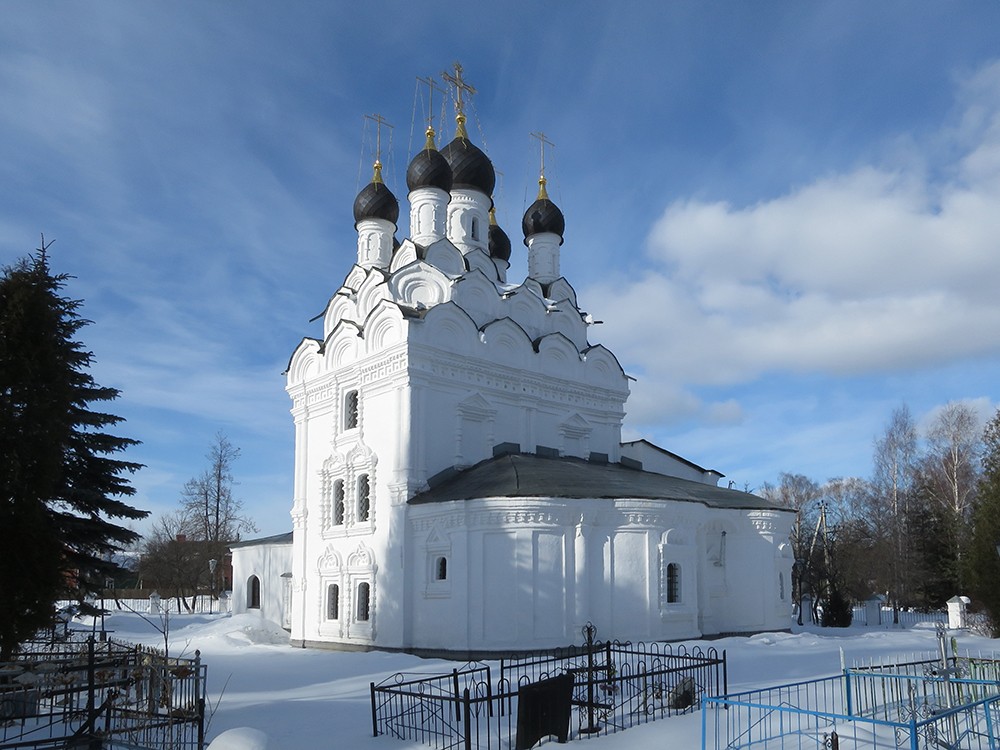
left=405, top=501, right=792, bottom=651
left=231, top=539, right=292, bottom=628
left=251, top=137, right=797, bottom=651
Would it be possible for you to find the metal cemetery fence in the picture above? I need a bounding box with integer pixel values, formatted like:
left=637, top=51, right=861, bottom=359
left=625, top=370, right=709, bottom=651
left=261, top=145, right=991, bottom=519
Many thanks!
left=703, top=652, right=1000, bottom=750
left=371, top=625, right=726, bottom=750
left=1, top=631, right=207, bottom=750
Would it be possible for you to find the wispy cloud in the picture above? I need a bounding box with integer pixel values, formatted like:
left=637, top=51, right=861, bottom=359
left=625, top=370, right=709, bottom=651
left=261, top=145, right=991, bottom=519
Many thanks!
left=588, top=60, right=1000, bottom=431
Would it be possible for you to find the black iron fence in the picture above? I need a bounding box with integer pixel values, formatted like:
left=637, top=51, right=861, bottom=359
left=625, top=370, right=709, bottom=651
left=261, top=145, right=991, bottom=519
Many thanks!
left=370, top=625, right=726, bottom=750
left=1, top=630, right=206, bottom=750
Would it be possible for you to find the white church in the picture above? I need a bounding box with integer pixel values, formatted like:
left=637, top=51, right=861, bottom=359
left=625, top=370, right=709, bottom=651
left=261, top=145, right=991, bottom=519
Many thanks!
left=231, top=69, right=796, bottom=654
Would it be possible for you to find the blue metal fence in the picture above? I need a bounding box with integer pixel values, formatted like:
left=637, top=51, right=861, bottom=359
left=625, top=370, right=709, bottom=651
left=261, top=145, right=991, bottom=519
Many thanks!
left=703, top=671, right=1000, bottom=749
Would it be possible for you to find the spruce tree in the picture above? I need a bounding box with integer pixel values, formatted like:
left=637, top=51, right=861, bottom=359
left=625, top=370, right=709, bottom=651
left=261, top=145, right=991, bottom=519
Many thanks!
left=0, top=244, right=148, bottom=657
left=966, top=409, right=1000, bottom=635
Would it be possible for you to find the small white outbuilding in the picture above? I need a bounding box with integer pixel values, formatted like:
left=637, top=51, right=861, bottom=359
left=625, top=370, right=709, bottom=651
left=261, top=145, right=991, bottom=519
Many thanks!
left=231, top=75, right=795, bottom=654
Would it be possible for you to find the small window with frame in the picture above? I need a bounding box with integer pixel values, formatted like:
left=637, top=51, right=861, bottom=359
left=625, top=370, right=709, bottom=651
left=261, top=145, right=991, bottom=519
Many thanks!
left=357, top=474, right=370, bottom=522
left=327, top=584, right=340, bottom=620
left=356, top=582, right=371, bottom=621
left=333, top=480, right=345, bottom=526
left=666, top=563, right=681, bottom=604
left=344, top=390, right=359, bottom=430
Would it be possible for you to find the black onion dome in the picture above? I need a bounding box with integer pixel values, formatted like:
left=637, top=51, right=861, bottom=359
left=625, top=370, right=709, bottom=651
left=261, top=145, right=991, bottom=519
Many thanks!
left=353, top=178, right=399, bottom=226
left=521, top=197, right=565, bottom=245
left=489, top=220, right=512, bottom=262
left=406, top=148, right=453, bottom=192
left=441, top=136, right=496, bottom=195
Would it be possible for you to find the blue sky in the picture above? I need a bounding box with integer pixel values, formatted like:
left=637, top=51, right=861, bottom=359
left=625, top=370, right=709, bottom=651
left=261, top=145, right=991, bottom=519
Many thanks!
left=4, top=2, right=1000, bottom=537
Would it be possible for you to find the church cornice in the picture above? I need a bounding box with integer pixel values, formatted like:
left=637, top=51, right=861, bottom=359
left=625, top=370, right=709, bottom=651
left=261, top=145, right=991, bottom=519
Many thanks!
left=408, top=344, right=627, bottom=415
left=288, top=347, right=410, bottom=411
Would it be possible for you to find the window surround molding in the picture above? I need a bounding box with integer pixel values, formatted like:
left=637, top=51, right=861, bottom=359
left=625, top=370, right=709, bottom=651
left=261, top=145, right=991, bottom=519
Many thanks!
left=319, top=444, right=378, bottom=536
left=658, top=529, right=696, bottom=621
left=342, top=388, right=360, bottom=432
left=316, top=546, right=344, bottom=638
left=423, top=525, right=452, bottom=599
left=344, top=542, right=377, bottom=641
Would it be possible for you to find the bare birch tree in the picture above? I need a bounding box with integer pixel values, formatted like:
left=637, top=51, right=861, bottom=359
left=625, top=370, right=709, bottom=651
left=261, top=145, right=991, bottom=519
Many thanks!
left=870, top=406, right=917, bottom=615
left=180, top=432, right=256, bottom=546
left=919, top=402, right=981, bottom=586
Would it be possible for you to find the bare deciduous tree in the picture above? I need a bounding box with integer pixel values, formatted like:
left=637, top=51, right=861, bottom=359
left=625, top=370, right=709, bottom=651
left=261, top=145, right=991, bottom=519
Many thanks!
left=141, top=433, right=256, bottom=609
left=138, top=512, right=206, bottom=612
left=921, top=402, right=981, bottom=522
left=918, top=402, right=981, bottom=587
left=181, top=432, right=256, bottom=545
left=870, top=406, right=917, bottom=617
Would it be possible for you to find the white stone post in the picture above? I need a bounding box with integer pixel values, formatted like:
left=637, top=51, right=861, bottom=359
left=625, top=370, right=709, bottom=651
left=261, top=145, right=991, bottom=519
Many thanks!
left=864, top=595, right=882, bottom=627
left=800, top=594, right=814, bottom=625
left=947, top=595, right=970, bottom=629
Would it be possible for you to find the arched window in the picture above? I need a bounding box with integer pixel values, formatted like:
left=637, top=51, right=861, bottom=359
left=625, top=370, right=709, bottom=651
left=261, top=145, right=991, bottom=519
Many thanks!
left=471, top=217, right=479, bottom=242
left=357, top=474, right=370, bottom=522
left=247, top=575, right=261, bottom=609
left=356, top=582, right=371, bottom=621
left=327, top=584, right=340, bottom=620
left=666, top=563, right=680, bottom=604
left=779, top=571, right=786, bottom=601
left=435, top=556, right=448, bottom=581
left=333, top=480, right=345, bottom=525
left=344, top=390, right=359, bottom=430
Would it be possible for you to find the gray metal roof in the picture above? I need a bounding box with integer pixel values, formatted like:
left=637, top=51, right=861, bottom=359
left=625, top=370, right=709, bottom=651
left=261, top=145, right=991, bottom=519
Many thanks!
left=409, top=454, right=791, bottom=511
left=229, top=531, right=293, bottom=549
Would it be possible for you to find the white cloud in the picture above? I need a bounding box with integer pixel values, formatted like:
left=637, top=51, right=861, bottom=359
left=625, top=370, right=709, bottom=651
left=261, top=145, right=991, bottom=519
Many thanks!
left=917, top=396, right=997, bottom=437
left=586, top=60, right=1000, bottom=427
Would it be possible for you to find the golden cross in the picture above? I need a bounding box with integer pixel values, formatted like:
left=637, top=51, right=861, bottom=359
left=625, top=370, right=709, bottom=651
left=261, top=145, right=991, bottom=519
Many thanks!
left=364, top=113, right=393, bottom=162
left=441, top=62, right=476, bottom=116
left=530, top=131, right=555, bottom=177
left=417, top=76, right=446, bottom=129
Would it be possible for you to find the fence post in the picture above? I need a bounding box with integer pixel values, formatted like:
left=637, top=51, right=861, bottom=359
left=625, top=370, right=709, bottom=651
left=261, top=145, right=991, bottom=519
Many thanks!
left=194, top=650, right=202, bottom=703
left=454, top=668, right=462, bottom=722
left=985, top=697, right=997, bottom=750
left=86, top=635, right=100, bottom=750
left=844, top=668, right=853, bottom=717
left=580, top=622, right=600, bottom=734
left=485, top=664, right=494, bottom=718
left=722, top=650, right=728, bottom=697
left=197, top=697, right=206, bottom=749
left=370, top=682, right=379, bottom=737
left=463, top=688, right=472, bottom=750
left=700, top=697, right=708, bottom=750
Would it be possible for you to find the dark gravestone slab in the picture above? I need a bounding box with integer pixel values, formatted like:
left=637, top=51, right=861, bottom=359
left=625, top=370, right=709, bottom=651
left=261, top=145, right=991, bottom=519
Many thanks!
left=515, top=672, right=574, bottom=750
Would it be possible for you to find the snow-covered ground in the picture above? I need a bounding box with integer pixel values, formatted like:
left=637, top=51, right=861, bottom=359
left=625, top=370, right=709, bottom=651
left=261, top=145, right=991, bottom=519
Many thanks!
left=75, top=611, right=999, bottom=750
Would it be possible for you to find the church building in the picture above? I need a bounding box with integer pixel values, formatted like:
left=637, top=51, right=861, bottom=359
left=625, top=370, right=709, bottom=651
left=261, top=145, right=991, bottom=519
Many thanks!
left=231, top=69, right=795, bottom=653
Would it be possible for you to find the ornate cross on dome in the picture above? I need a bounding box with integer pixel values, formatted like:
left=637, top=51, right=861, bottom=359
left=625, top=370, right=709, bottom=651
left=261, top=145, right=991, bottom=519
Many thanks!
left=364, top=113, right=393, bottom=182
left=441, top=62, right=476, bottom=138
left=530, top=131, right=555, bottom=198
left=417, top=75, right=446, bottom=146
left=441, top=62, right=476, bottom=115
